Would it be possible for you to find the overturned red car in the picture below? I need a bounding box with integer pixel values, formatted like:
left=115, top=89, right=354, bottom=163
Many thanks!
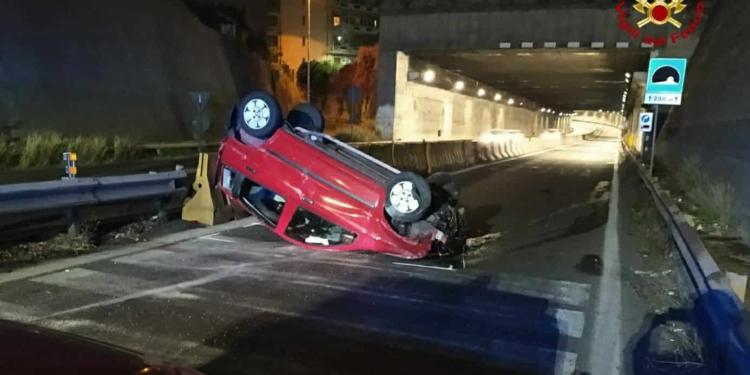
left=216, top=91, right=465, bottom=259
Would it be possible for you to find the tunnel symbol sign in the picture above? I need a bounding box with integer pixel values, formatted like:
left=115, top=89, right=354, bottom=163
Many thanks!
left=645, top=58, right=687, bottom=106
left=639, top=112, right=654, bottom=132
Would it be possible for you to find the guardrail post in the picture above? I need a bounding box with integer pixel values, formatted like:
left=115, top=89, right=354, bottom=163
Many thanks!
left=153, top=198, right=169, bottom=223
left=390, top=140, right=395, bottom=166
left=65, top=208, right=80, bottom=235
left=424, top=140, right=432, bottom=175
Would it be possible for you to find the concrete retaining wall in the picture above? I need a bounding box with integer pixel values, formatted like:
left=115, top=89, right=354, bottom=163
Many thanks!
left=352, top=132, right=593, bottom=176
left=377, top=52, right=570, bottom=142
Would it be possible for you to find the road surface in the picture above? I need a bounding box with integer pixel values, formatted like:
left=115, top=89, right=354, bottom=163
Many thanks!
left=0, top=139, right=631, bottom=375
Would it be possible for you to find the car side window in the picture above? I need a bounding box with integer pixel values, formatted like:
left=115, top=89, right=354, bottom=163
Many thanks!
left=285, top=207, right=357, bottom=246
left=237, top=178, right=286, bottom=227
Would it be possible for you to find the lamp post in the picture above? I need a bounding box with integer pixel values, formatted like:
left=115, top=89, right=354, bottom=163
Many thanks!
left=307, top=0, right=311, bottom=103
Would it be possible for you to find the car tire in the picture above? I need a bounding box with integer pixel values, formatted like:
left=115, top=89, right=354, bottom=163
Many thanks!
left=426, top=172, right=461, bottom=204
left=287, top=103, right=326, bottom=133
left=385, top=172, right=432, bottom=223
left=235, top=91, right=283, bottom=139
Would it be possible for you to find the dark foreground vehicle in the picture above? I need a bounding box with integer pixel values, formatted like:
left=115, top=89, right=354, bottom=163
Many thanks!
left=217, top=91, right=465, bottom=259
left=0, top=319, right=205, bottom=375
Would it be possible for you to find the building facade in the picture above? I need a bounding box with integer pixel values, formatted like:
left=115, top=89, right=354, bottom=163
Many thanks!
left=278, top=0, right=380, bottom=79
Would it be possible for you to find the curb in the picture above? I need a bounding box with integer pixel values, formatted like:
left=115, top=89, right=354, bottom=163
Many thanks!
left=0, top=217, right=258, bottom=285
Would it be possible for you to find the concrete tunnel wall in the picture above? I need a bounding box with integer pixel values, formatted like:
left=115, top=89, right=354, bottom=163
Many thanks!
left=656, top=0, right=750, bottom=240
left=376, top=52, right=570, bottom=142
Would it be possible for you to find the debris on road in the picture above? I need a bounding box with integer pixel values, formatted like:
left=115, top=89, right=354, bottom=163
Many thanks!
left=0, top=233, right=95, bottom=269
left=466, top=232, right=501, bottom=248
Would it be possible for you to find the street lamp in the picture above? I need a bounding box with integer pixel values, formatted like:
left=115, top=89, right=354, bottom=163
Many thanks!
left=307, top=0, right=312, bottom=103
left=423, top=70, right=435, bottom=83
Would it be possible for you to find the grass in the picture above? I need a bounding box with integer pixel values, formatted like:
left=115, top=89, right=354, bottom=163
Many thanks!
left=0, top=138, right=16, bottom=168
left=670, top=156, right=737, bottom=230
left=3, top=133, right=146, bottom=169
left=113, top=135, right=141, bottom=161
left=18, top=132, right=67, bottom=168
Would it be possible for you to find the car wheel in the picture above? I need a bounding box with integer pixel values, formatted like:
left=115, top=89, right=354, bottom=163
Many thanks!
left=426, top=172, right=461, bottom=204
left=385, top=172, right=432, bottom=223
left=235, top=91, right=283, bottom=139
left=287, top=103, right=326, bottom=133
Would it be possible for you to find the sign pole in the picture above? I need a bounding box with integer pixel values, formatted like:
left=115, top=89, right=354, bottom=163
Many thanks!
left=649, top=105, right=659, bottom=177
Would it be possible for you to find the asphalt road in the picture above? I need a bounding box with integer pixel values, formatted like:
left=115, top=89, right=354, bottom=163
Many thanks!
left=0, top=139, right=631, bottom=375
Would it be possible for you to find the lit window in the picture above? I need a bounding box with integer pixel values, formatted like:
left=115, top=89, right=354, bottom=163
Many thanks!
left=333, top=16, right=341, bottom=27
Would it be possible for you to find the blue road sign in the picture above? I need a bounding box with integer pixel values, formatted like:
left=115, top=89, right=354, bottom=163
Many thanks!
left=644, top=58, right=687, bottom=106
left=638, top=112, right=653, bottom=132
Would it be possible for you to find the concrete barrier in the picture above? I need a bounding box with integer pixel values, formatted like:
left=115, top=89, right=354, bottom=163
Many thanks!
left=351, top=131, right=596, bottom=176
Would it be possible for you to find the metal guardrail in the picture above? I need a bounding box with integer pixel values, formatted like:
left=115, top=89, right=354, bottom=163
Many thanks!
left=0, top=171, right=187, bottom=237
left=623, top=143, right=750, bottom=374
left=0, top=171, right=187, bottom=216
left=138, top=141, right=221, bottom=151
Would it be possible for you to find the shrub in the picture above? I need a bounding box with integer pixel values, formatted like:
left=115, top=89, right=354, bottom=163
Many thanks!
left=673, top=156, right=737, bottom=228
left=0, top=138, right=16, bottom=168
left=66, top=136, right=108, bottom=164
left=18, top=132, right=66, bottom=168
left=113, top=136, right=141, bottom=161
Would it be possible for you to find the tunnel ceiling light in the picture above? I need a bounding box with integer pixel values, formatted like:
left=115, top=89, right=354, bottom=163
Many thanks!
left=337, top=36, right=343, bottom=41
left=478, top=88, right=486, bottom=97
left=454, top=81, right=465, bottom=91
left=507, top=98, right=515, bottom=105
left=494, top=93, right=502, bottom=101
left=599, top=109, right=603, bottom=112
left=625, top=72, right=631, bottom=78
left=422, top=70, right=436, bottom=83
left=541, top=108, right=547, bottom=112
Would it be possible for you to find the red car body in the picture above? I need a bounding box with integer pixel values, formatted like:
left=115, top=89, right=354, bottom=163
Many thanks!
left=217, top=128, right=446, bottom=259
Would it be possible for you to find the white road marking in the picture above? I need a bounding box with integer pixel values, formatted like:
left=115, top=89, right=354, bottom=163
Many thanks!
left=31, top=268, right=200, bottom=300
left=0, top=301, right=39, bottom=322
left=112, top=249, right=175, bottom=264
left=451, top=141, right=586, bottom=175
left=243, top=222, right=264, bottom=228
left=392, top=262, right=456, bottom=271
left=587, top=146, right=623, bottom=375
left=39, top=318, right=224, bottom=366
left=491, top=339, right=578, bottom=375
left=35, top=253, right=311, bottom=320
left=309, top=259, right=591, bottom=307
left=282, top=277, right=585, bottom=339
left=0, top=217, right=258, bottom=285
left=200, top=234, right=238, bottom=243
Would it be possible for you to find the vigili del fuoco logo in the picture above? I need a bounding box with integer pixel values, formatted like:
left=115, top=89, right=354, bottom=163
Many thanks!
left=616, top=0, right=705, bottom=46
